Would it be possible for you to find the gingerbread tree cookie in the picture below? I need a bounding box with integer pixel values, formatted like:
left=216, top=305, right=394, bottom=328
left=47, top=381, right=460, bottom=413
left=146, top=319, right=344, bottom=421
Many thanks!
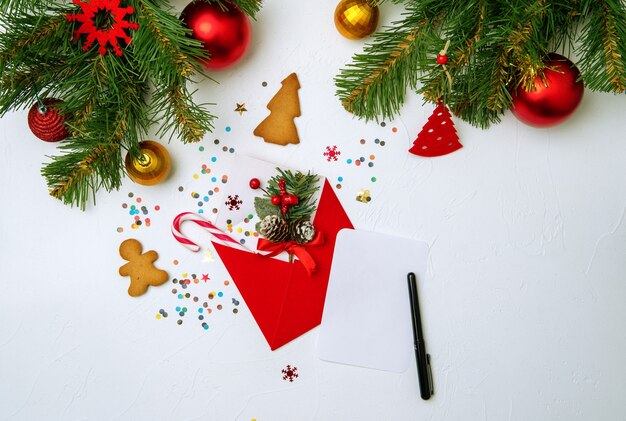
left=254, top=73, right=301, bottom=146
left=118, top=239, right=168, bottom=297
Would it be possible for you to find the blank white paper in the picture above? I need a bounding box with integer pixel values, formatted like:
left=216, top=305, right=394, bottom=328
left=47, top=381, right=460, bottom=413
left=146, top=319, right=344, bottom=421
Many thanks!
left=318, top=229, right=429, bottom=372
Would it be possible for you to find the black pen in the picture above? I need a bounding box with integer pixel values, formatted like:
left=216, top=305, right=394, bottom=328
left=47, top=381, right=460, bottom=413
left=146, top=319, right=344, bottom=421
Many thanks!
left=407, top=272, right=434, bottom=400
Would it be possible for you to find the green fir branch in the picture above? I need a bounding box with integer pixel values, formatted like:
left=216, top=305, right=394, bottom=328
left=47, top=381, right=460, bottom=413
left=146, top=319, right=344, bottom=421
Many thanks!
left=265, top=169, right=320, bottom=222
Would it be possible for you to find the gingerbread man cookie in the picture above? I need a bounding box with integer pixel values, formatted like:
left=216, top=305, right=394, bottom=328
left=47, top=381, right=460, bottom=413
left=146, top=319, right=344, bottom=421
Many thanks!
left=118, top=238, right=168, bottom=297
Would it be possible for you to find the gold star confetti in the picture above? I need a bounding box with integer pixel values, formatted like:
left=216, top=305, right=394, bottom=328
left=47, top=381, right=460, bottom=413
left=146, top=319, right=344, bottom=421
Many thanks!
left=356, top=189, right=371, bottom=203
left=235, top=103, right=247, bottom=115
left=202, top=249, right=215, bottom=263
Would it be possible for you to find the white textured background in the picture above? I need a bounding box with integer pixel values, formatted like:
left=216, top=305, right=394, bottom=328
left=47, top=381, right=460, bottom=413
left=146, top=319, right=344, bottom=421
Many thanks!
left=1, top=1, right=626, bottom=420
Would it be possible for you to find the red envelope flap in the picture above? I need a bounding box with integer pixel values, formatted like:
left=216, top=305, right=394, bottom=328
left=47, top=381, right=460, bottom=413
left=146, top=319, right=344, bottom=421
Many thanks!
left=213, top=180, right=353, bottom=350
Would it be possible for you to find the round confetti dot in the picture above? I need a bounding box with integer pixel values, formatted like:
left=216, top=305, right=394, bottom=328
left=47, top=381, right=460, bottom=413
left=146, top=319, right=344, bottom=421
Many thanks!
left=359, top=157, right=365, bottom=162
left=347, top=159, right=353, bottom=164
left=194, top=278, right=199, bottom=284
left=176, top=306, right=181, bottom=312
left=154, top=205, right=160, bottom=211
left=336, top=184, right=342, bottom=189
left=207, top=308, right=212, bottom=314
left=222, top=146, right=228, bottom=152
left=380, top=141, right=386, bottom=146
left=198, top=209, right=204, bottom=214
left=380, top=122, right=386, bottom=127
left=211, top=177, right=217, bottom=182
left=156, top=314, right=161, bottom=320
left=128, top=192, right=134, bottom=198
left=185, top=293, right=190, bottom=298
left=355, top=161, right=361, bottom=166
left=217, top=292, right=224, bottom=297
left=359, top=139, right=365, bottom=144
left=224, top=280, right=230, bottom=286
left=202, top=323, right=209, bottom=330
left=233, top=308, right=238, bottom=314
left=199, top=146, right=205, bottom=152
left=213, top=208, right=218, bottom=214
left=392, top=127, right=398, bottom=133
left=253, top=232, right=259, bottom=237
left=173, top=259, right=179, bottom=265
left=193, top=174, right=199, bottom=179
left=248, top=214, right=253, bottom=219
left=198, top=201, right=203, bottom=207
left=229, top=148, right=235, bottom=153
left=208, top=191, right=214, bottom=196
left=177, top=320, right=183, bottom=325
left=371, top=177, right=377, bottom=182
left=217, top=304, right=223, bottom=310
left=198, top=308, right=204, bottom=313
left=338, top=176, right=343, bottom=182
left=209, top=292, right=215, bottom=299
left=183, top=307, right=188, bottom=312
left=203, top=196, right=209, bottom=202
left=368, top=162, right=374, bottom=168
left=203, top=302, right=208, bottom=308
left=369, top=154, right=375, bottom=160
left=116, top=227, right=123, bottom=233
left=225, top=126, right=231, bottom=132
left=237, top=227, right=243, bottom=233
left=375, top=138, right=380, bottom=144
left=214, top=139, right=220, bottom=144
left=211, top=157, right=217, bottom=162
left=226, top=219, right=232, bottom=224
left=193, top=297, right=199, bottom=302
left=173, top=279, right=178, bottom=284
left=179, top=311, right=184, bottom=316
left=136, top=197, right=142, bottom=203
left=171, top=289, right=177, bottom=294
left=178, top=294, right=183, bottom=299
left=136, top=220, right=142, bottom=226
left=178, top=186, right=184, bottom=192
left=122, top=203, right=128, bottom=209
left=240, top=239, right=246, bottom=244
left=214, top=187, right=220, bottom=193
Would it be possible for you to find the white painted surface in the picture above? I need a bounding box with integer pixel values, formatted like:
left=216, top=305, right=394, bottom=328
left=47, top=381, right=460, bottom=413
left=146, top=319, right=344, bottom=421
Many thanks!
left=1, top=1, right=626, bottom=420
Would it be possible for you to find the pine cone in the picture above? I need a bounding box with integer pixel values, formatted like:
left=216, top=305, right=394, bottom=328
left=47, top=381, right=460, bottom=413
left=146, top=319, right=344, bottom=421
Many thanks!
left=259, top=215, right=291, bottom=243
left=290, top=220, right=316, bottom=244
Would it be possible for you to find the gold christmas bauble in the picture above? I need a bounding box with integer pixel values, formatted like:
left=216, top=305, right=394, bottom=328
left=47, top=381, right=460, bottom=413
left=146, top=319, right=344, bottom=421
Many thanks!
left=125, top=140, right=172, bottom=186
left=334, top=0, right=379, bottom=40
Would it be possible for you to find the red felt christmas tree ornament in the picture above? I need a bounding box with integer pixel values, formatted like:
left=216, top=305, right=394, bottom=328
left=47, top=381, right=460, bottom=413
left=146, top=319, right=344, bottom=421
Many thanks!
left=409, top=102, right=462, bottom=157
left=27, top=98, right=70, bottom=142
left=180, top=0, right=251, bottom=70
left=511, top=53, right=584, bottom=128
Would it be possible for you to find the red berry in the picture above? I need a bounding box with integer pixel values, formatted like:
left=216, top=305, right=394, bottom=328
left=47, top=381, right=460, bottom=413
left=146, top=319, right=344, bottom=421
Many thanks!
left=436, top=54, right=448, bottom=65
left=249, top=178, right=260, bottom=189
left=271, top=195, right=281, bottom=205
left=285, top=194, right=299, bottom=206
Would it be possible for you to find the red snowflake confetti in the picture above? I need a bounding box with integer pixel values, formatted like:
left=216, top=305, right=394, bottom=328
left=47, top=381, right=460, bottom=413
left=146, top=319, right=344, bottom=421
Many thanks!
left=323, top=145, right=341, bottom=162
left=225, top=195, right=243, bottom=211
left=281, top=365, right=299, bottom=382
left=66, top=0, right=139, bottom=56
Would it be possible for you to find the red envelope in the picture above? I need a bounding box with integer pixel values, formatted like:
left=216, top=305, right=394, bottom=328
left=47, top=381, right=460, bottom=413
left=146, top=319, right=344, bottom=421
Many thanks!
left=212, top=180, right=353, bottom=350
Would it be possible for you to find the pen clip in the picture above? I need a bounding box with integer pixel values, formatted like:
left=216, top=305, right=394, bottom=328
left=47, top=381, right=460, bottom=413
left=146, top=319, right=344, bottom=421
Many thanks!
left=426, top=354, right=434, bottom=396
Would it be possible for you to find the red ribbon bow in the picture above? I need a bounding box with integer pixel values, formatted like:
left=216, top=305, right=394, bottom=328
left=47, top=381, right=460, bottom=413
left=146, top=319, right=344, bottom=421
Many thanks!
left=257, top=232, right=324, bottom=276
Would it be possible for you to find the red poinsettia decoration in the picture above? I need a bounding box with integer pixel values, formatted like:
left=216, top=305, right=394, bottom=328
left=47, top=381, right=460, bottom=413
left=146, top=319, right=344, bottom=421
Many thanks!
left=66, top=0, right=139, bottom=56
left=409, top=102, right=462, bottom=157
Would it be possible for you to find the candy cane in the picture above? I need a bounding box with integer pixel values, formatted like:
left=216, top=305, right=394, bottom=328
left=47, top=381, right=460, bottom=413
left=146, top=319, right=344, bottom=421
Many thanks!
left=172, top=212, right=251, bottom=253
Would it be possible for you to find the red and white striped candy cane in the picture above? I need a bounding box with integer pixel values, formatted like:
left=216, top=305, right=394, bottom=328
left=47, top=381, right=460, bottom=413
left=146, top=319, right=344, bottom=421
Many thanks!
left=172, top=212, right=251, bottom=253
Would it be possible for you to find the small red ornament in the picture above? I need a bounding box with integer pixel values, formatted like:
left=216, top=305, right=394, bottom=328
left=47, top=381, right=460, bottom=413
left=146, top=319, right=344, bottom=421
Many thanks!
left=511, top=53, right=584, bottom=128
left=180, top=0, right=251, bottom=70
left=249, top=178, right=260, bottom=189
left=436, top=54, right=448, bottom=65
left=282, top=194, right=299, bottom=206
left=66, top=0, right=138, bottom=56
left=278, top=178, right=287, bottom=195
left=28, top=99, right=70, bottom=142
left=271, top=195, right=282, bottom=205
left=409, top=102, right=462, bottom=157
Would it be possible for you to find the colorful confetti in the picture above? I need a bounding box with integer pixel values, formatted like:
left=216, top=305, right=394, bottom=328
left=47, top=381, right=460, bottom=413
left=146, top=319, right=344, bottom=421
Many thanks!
left=225, top=195, right=243, bottom=211
left=156, top=272, right=241, bottom=329
left=119, top=192, right=160, bottom=231
left=356, top=189, right=372, bottom=203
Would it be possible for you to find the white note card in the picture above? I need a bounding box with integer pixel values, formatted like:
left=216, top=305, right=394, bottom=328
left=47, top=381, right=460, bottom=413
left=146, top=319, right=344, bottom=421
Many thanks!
left=318, top=229, right=429, bottom=373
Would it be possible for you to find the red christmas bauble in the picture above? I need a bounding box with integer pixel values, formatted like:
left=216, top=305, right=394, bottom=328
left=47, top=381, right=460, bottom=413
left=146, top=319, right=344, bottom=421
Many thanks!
left=511, top=54, right=584, bottom=128
left=180, top=1, right=251, bottom=70
left=27, top=98, right=70, bottom=142
left=436, top=54, right=448, bottom=65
